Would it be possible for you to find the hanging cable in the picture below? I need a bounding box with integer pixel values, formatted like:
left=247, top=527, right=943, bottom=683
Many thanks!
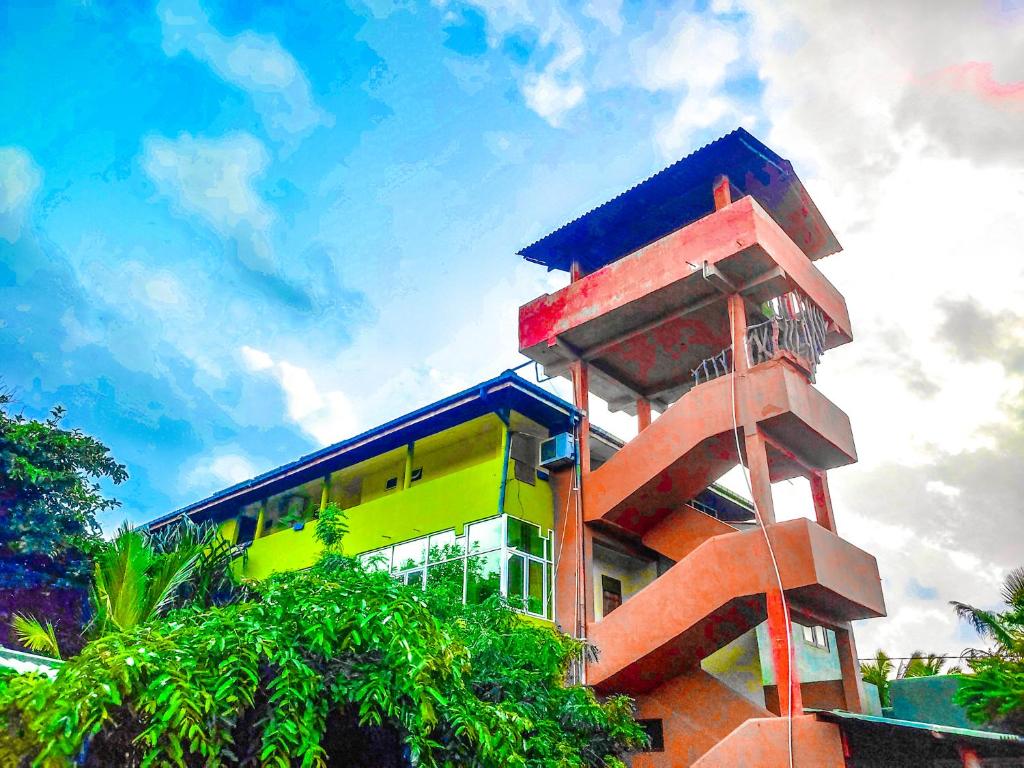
left=729, top=325, right=796, bottom=768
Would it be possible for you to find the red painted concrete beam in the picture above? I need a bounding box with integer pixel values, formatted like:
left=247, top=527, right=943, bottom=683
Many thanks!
left=586, top=517, right=886, bottom=695
left=518, top=196, right=852, bottom=369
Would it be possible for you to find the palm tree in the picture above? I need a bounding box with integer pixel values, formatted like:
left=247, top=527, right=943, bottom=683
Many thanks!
left=952, top=566, right=1024, bottom=732
left=860, top=649, right=956, bottom=708
left=952, top=566, right=1024, bottom=658
left=13, top=519, right=242, bottom=658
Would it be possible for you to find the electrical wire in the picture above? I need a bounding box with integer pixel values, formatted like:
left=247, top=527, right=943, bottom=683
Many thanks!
left=729, top=333, right=796, bottom=768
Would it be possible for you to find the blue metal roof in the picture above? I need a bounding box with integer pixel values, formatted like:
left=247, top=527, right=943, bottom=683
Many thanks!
left=519, top=127, right=841, bottom=274
left=145, top=370, right=578, bottom=530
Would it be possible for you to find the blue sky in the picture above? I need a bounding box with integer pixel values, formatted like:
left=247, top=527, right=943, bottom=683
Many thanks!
left=3, top=0, right=1023, bottom=656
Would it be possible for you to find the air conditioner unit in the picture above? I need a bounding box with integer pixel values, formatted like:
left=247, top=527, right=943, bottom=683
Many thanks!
left=539, top=432, right=575, bottom=469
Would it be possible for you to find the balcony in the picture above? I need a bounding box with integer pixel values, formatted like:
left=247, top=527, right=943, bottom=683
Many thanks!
left=518, top=196, right=852, bottom=414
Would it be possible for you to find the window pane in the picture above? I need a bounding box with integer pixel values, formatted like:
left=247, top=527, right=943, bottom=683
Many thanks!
left=428, top=530, right=457, bottom=563
left=426, top=558, right=465, bottom=597
left=393, top=538, right=426, bottom=571
left=507, top=554, right=525, bottom=608
left=468, top=517, right=502, bottom=552
left=404, top=569, right=424, bottom=588
left=506, top=516, right=544, bottom=557
left=528, top=560, right=544, bottom=615
left=546, top=562, right=553, bottom=619
left=466, top=550, right=501, bottom=604
left=360, top=549, right=391, bottom=572
left=802, top=625, right=815, bottom=643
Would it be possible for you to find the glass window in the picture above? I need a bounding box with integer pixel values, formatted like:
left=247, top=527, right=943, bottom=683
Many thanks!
left=428, top=530, right=457, bottom=562
left=360, top=549, right=391, bottom=572
left=468, top=517, right=502, bottom=553
left=546, top=562, right=553, bottom=620
left=506, top=516, right=544, bottom=557
left=507, top=553, right=525, bottom=608
left=466, top=550, right=501, bottom=604
left=393, top=538, right=426, bottom=571
left=602, top=575, right=623, bottom=617
left=426, top=558, right=465, bottom=595
left=404, top=569, right=424, bottom=588
left=528, top=560, right=544, bottom=615
left=802, top=625, right=815, bottom=643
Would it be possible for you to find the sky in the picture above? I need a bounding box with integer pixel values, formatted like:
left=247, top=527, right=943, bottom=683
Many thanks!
left=2, top=0, right=1023, bottom=660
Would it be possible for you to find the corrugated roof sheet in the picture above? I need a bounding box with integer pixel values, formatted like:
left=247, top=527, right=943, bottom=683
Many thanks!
left=518, top=127, right=841, bottom=274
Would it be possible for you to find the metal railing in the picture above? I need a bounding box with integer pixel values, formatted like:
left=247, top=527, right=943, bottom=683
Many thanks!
left=691, top=292, right=829, bottom=386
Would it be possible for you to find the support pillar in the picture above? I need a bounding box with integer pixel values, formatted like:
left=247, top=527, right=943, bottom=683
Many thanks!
left=767, top=588, right=803, bottom=716
left=402, top=443, right=414, bottom=490
left=958, top=746, right=981, bottom=768
left=636, top=397, right=652, bottom=432
left=713, top=174, right=732, bottom=210
left=744, top=430, right=777, bottom=525
left=835, top=621, right=866, bottom=713
left=811, top=471, right=837, bottom=533
left=570, top=360, right=591, bottom=477
left=320, top=474, right=332, bottom=512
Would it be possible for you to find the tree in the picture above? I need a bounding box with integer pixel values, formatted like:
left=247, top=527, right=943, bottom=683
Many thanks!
left=0, top=392, right=127, bottom=577
left=859, top=649, right=956, bottom=708
left=0, top=392, right=128, bottom=652
left=0, top=506, right=646, bottom=766
left=12, top=518, right=244, bottom=659
left=951, top=566, right=1024, bottom=733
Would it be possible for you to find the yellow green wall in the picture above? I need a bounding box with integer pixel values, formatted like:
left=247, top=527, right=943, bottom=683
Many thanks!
left=230, top=412, right=557, bottom=581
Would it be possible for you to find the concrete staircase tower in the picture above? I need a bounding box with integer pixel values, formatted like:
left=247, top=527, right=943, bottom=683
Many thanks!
left=517, top=129, right=886, bottom=766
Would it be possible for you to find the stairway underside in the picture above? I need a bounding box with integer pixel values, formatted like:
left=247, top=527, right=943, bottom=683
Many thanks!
left=584, top=359, right=857, bottom=536
left=588, top=518, right=885, bottom=695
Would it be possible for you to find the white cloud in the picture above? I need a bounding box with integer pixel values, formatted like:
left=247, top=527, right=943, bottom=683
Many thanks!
left=142, top=132, right=277, bottom=273
left=522, top=72, right=585, bottom=126
left=182, top=451, right=259, bottom=493
left=156, top=0, right=330, bottom=145
left=240, top=345, right=358, bottom=446
left=582, top=0, right=623, bottom=35
left=456, top=0, right=588, bottom=126
left=0, top=146, right=42, bottom=243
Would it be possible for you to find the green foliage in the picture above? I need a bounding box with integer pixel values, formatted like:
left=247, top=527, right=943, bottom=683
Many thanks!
left=952, top=566, right=1024, bottom=733
left=0, top=392, right=127, bottom=581
left=0, top=552, right=645, bottom=766
left=12, top=518, right=244, bottom=660
left=11, top=614, right=62, bottom=660
left=859, top=650, right=894, bottom=707
left=312, top=502, right=349, bottom=551
left=859, top=649, right=955, bottom=708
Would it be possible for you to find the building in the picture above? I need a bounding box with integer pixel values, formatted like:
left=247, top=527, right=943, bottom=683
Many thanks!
left=148, top=128, right=899, bottom=765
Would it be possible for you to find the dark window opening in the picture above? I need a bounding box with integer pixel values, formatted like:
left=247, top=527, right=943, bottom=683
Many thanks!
left=236, top=514, right=258, bottom=545
left=410, top=467, right=423, bottom=482
left=385, top=476, right=398, bottom=491
left=601, top=575, right=623, bottom=617
left=637, top=719, right=664, bottom=752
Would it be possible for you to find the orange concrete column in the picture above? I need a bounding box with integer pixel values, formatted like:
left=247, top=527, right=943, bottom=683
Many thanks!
left=636, top=397, right=652, bottom=432
left=570, top=360, right=591, bottom=476
left=743, top=429, right=776, bottom=525
left=958, top=745, right=982, bottom=768
left=728, top=294, right=748, bottom=375
left=811, top=471, right=837, bottom=533
left=551, top=468, right=581, bottom=632
left=713, top=174, right=732, bottom=210
left=835, top=621, right=866, bottom=713
left=767, top=588, right=803, bottom=717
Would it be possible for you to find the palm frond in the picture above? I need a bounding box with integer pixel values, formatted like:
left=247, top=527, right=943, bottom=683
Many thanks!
left=12, top=614, right=62, bottom=660
left=951, top=601, right=1017, bottom=650
left=1001, top=567, right=1024, bottom=610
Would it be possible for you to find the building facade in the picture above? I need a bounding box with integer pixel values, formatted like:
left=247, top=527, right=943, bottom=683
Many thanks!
left=148, top=129, right=889, bottom=765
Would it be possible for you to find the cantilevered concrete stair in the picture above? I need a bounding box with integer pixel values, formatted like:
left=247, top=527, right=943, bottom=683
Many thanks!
left=584, top=358, right=858, bottom=535
left=587, top=517, right=885, bottom=695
